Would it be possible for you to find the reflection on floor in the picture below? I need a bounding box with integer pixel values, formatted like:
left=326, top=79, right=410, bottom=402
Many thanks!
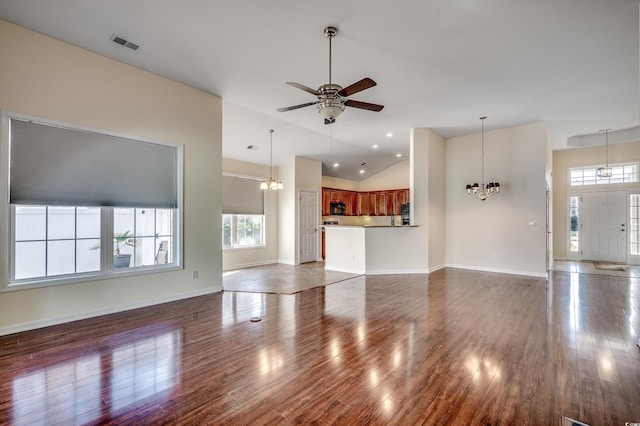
left=223, top=261, right=360, bottom=294
left=1, top=268, right=639, bottom=423
left=552, top=260, right=640, bottom=278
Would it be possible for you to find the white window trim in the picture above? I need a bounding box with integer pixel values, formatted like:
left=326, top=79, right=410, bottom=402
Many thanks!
left=0, top=110, right=184, bottom=291
left=222, top=214, right=266, bottom=250
left=568, top=162, right=640, bottom=187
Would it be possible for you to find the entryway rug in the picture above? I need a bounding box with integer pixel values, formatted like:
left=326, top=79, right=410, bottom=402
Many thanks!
left=593, top=262, right=626, bottom=271
left=562, top=417, right=590, bottom=426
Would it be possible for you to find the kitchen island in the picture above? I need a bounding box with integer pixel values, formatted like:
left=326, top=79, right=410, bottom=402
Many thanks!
left=323, top=225, right=425, bottom=275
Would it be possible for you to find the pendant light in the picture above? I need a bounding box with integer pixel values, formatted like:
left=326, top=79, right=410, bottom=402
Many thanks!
left=596, top=128, right=613, bottom=178
left=260, top=129, right=283, bottom=190
left=464, top=116, right=500, bottom=201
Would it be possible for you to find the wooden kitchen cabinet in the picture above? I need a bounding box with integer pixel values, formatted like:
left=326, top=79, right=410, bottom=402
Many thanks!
left=358, top=192, right=370, bottom=216
left=346, top=191, right=358, bottom=216
left=395, top=189, right=409, bottom=214
left=322, top=188, right=331, bottom=216
left=323, top=187, right=409, bottom=216
left=375, top=192, right=387, bottom=216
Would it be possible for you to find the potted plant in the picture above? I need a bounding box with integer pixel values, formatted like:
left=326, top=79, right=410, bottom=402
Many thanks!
left=113, top=230, right=137, bottom=268
left=90, top=230, right=138, bottom=268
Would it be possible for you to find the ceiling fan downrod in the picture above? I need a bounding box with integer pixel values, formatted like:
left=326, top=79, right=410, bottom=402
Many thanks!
left=324, top=26, right=337, bottom=85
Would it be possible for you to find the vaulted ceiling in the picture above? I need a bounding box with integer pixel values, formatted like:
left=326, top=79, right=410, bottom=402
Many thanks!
left=0, top=0, right=638, bottom=181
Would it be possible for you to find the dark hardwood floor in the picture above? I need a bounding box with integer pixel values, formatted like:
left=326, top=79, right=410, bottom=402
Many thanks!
left=0, top=268, right=639, bottom=425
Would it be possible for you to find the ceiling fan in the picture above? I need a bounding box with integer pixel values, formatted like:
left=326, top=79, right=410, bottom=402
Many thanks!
left=277, top=26, right=384, bottom=125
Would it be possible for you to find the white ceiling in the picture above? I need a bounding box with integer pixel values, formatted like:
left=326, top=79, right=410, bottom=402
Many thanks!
left=0, top=0, right=638, bottom=181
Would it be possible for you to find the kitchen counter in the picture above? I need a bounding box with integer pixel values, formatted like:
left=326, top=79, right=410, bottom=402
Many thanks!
left=323, top=225, right=427, bottom=275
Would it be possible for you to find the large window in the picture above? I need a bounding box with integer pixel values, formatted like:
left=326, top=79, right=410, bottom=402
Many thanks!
left=3, top=112, right=182, bottom=288
left=570, top=163, right=639, bottom=186
left=222, top=214, right=264, bottom=249
left=222, top=174, right=266, bottom=250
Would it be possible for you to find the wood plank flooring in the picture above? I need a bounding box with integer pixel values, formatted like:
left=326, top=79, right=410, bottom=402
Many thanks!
left=0, top=268, right=639, bottom=424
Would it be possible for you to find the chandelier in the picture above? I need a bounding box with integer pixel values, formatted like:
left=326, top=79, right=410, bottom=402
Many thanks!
left=260, top=129, right=283, bottom=190
left=596, top=128, right=613, bottom=178
left=465, top=116, right=500, bottom=201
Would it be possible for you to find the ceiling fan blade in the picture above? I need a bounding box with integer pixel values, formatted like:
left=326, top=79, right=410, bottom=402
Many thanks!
left=286, top=82, right=321, bottom=96
left=337, top=77, right=377, bottom=97
left=344, top=99, right=384, bottom=112
left=277, top=101, right=319, bottom=112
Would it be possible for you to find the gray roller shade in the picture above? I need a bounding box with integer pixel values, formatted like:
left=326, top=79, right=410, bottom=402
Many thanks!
left=10, top=118, right=179, bottom=208
left=222, top=175, right=264, bottom=215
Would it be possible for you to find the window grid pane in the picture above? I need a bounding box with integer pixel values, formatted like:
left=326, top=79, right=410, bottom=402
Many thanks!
left=570, top=163, right=639, bottom=186
left=11, top=205, right=175, bottom=284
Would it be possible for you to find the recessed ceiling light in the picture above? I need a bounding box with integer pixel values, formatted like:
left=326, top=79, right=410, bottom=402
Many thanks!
left=396, top=153, right=402, bottom=158
left=386, top=132, right=393, bottom=137
left=372, top=144, right=379, bottom=149
left=359, top=169, right=365, bottom=174
left=333, top=163, right=339, bottom=168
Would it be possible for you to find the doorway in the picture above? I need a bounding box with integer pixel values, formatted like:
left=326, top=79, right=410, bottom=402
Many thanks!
left=299, top=190, right=318, bottom=263
left=581, top=190, right=627, bottom=263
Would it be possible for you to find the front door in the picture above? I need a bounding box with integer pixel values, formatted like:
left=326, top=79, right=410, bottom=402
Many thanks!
left=581, top=190, right=627, bottom=262
left=299, top=190, right=318, bottom=263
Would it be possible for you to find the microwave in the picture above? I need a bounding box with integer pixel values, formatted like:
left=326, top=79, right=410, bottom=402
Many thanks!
left=330, top=201, right=346, bottom=215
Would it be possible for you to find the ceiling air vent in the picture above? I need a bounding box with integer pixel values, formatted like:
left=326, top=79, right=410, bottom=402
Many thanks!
left=110, top=34, right=139, bottom=51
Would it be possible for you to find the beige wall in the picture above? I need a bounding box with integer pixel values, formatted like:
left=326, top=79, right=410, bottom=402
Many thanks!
left=552, top=140, right=640, bottom=260
left=222, top=158, right=279, bottom=270
left=445, top=122, right=548, bottom=277
left=359, top=161, right=410, bottom=191
left=277, top=156, right=322, bottom=264
left=0, top=20, right=222, bottom=335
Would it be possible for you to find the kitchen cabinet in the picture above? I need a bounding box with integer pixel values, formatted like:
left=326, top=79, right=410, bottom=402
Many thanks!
left=358, top=192, right=370, bottom=216
left=322, top=188, right=331, bottom=216
left=346, top=191, right=358, bottom=216
left=322, top=187, right=409, bottom=217
left=376, top=192, right=387, bottom=216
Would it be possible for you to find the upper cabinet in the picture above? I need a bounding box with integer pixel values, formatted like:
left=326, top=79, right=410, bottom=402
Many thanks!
left=324, top=187, right=409, bottom=216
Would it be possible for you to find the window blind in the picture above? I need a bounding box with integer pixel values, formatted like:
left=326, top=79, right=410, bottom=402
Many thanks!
left=222, top=175, right=264, bottom=215
left=9, top=118, right=179, bottom=208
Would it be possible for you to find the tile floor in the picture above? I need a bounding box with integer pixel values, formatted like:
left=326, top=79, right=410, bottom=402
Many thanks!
left=551, top=260, right=640, bottom=278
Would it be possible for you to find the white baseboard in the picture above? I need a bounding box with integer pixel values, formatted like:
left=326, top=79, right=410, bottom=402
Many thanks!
left=223, top=259, right=278, bottom=271
left=366, top=268, right=429, bottom=275
left=445, top=263, right=547, bottom=278
left=0, top=287, right=220, bottom=337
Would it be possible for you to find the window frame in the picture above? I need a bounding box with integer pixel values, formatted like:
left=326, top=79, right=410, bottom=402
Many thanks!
left=569, top=163, right=639, bottom=187
left=1, top=111, right=183, bottom=291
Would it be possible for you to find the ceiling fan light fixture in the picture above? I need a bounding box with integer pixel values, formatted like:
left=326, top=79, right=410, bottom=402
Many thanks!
left=318, top=99, right=345, bottom=120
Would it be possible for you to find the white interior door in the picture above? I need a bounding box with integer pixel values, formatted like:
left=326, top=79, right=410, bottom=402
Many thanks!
left=299, top=190, right=318, bottom=263
left=581, top=190, right=627, bottom=262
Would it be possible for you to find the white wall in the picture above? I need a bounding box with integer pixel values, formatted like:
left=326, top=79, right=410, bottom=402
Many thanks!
left=222, top=158, right=279, bottom=270
left=0, top=20, right=222, bottom=334
left=445, top=122, right=548, bottom=277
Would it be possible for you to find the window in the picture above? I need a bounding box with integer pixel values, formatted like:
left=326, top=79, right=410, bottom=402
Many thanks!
left=570, top=163, right=639, bottom=186
left=631, top=194, right=640, bottom=256
left=3, top=112, right=182, bottom=288
left=222, top=214, right=264, bottom=248
left=222, top=174, right=266, bottom=250
left=569, top=196, right=579, bottom=253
